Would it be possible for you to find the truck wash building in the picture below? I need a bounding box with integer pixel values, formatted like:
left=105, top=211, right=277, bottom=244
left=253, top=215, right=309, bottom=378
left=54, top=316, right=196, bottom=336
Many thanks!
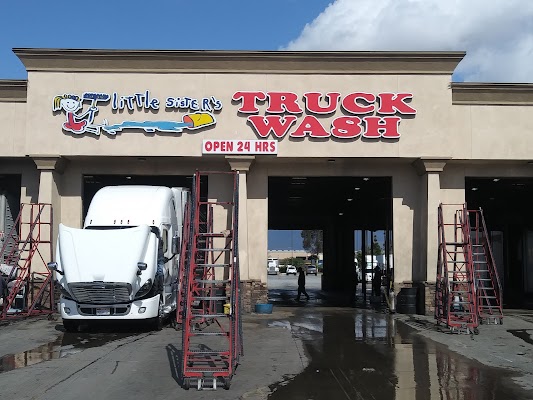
left=1, top=48, right=533, bottom=313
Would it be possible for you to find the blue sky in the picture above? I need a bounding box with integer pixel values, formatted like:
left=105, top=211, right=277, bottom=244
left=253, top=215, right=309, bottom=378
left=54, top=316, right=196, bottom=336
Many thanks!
left=0, top=0, right=331, bottom=79
left=1, top=1, right=531, bottom=81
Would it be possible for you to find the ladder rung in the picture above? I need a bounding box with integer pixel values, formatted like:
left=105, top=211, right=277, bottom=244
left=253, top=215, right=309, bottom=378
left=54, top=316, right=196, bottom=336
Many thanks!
left=191, top=332, right=229, bottom=336
left=196, top=264, right=230, bottom=267
left=195, top=280, right=231, bottom=284
left=193, top=296, right=227, bottom=300
left=191, top=314, right=228, bottom=318
left=478, top=296, right=496, bottom=299
left=186, top=368, right=229, bottom=373
left=197, top=248, right=231, bottom=251
left=188, top=350, right=229, bottom=354
left=446, top=242, right=466, bottom=245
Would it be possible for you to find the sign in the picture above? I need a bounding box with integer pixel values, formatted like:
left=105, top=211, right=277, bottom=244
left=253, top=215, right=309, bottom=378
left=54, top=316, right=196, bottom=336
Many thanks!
left=232, top=91, right=416, bottom=139
left=202, top=140, right=277, bottom=155
left=53, top=91, right=222, bottom=136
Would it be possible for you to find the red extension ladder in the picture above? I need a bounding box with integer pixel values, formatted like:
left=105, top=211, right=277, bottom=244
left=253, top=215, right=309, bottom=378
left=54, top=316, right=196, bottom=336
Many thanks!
left=0, top=203, right=55, bottom=320
left=435, top=204, right=479, bottom=334
left=180, top=171, right=242, bottom=390
left=468, top=208, right=503, bottom=325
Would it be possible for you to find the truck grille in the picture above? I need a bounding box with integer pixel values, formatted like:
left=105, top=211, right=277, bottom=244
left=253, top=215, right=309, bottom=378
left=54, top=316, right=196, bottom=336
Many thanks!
left=68, top=282, right=132, bottom=304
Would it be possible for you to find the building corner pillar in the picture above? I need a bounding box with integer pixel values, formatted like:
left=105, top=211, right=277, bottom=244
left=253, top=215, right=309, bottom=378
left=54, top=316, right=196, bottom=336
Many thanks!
left=32, top=156, right=68, bottom=260
left=226, top=156, right=265, bottom=311
left=413, top=158, right=448, bottom=315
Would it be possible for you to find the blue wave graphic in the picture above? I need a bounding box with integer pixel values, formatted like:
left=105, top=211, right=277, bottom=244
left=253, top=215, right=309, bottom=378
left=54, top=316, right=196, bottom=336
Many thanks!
left=102, top=120, right=193, bottom=134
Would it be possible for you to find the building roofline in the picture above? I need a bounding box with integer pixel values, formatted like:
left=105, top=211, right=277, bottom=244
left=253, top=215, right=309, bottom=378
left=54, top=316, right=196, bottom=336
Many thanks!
left=452, top=82, right=533, bottom=105
left=0, top=79, right=27, bottom=102
left=13, top=48, right=466, bottom=75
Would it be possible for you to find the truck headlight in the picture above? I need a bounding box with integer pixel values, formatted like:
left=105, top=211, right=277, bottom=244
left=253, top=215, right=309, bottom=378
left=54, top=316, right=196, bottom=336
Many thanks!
left=135, top=279, right=153, bottom=299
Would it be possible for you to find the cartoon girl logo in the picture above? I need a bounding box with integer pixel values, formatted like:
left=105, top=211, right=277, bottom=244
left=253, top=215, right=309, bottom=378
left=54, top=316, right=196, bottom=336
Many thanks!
left=53, top=94, right=106, bottom=135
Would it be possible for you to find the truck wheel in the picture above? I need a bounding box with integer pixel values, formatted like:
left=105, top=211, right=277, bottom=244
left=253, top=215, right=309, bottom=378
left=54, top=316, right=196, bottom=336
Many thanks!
left=63, top=320, right=79, bottom=333
left=152, top=296, right=164, bottom=331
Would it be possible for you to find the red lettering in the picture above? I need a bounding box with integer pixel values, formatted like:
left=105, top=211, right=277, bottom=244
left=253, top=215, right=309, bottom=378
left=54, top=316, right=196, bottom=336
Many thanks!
left=213, top=141, right=220, bottom=151
left=248, top=115, right=298, bottom=138
left=331, top=117, right=363, bottom=139
left=341, top=92, right=376, bottom=114
left=232, top=91, right=267, bottom=113
left=363, top=116, right=402, bottom=138
left=269, top=142, right=276, bottom=152
left=262, top=142, right=268, bottom=151
left=227, top=141, right=233, bottom=152
left=303, top=92, right=340, bottom=114
left=204, top=141, right=212, bottom=151
left=266, top=92, right=303, bottom=114
left=290, top=115, right=330, bottom=138
left=377, top=93, right=416, bottom=115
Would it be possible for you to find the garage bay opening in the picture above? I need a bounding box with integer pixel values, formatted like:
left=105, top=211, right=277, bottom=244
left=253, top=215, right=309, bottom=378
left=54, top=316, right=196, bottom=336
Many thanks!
left=268, top=176, right=393, bottom=307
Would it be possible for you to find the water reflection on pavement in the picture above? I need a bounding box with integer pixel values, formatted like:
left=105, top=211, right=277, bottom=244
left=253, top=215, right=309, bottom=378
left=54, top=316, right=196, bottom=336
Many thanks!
left=268, top=308, right=530, bottom=400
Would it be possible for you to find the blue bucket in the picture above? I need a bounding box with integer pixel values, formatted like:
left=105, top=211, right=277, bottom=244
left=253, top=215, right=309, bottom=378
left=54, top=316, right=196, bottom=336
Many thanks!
left=255, top=303, right=273, bottom=314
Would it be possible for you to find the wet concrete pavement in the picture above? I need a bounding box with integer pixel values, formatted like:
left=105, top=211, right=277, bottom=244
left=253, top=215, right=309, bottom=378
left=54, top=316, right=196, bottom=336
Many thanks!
left=1, top=298, right=533, bottom=399
left=267, top=308, right=530, bottom=400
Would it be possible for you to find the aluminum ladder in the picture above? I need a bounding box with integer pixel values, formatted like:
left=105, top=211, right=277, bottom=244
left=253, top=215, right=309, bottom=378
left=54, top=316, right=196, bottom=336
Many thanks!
left=180, top=171, right=242, bottom=390
left=468, top=208, right=503, bottom=325
left=0, top=203, right=55, bottom=320
left=436, top=203, right=479, bottom=334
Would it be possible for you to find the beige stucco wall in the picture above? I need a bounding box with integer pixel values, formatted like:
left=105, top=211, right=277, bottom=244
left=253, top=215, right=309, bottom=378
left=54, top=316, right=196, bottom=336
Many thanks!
left=0, top=102, right=27, bottom=157
left=2, top=52, right=533, bottom=291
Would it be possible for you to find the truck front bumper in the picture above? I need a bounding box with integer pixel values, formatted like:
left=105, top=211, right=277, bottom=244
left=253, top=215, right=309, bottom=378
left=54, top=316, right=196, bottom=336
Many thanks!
left=60, top=295, right=160, bottom=320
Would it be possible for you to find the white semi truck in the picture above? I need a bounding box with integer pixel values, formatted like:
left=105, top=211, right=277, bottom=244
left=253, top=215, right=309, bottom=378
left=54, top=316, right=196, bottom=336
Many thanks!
left=48, top=185, right=189, bottom=332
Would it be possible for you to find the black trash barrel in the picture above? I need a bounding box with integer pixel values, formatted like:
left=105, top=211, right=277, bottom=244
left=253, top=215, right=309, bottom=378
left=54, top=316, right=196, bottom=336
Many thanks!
left=396, top=287, right=418, bottom=314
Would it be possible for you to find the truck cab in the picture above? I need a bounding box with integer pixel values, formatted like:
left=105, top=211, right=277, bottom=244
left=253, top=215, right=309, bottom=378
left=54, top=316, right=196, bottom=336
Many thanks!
left=50, top=185, right=189, bottom=331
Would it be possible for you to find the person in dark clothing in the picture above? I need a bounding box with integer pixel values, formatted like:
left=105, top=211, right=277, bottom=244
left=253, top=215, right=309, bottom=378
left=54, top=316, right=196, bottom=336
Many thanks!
left=0, top=274, right=7, bottom=307
left=372, top=266, right=383, bottom=297
left=296, top=267, right=309, bottom=301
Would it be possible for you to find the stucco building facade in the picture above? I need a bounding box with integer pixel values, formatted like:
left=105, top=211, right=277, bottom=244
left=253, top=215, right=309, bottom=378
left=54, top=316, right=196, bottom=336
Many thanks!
left=1, top=49, right=533, bottom=313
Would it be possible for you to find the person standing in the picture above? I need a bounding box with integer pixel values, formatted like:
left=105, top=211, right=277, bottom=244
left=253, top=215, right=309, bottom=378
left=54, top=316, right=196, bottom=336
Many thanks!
left=0, top=273, right=7, bottom=307
left=296, top=267, right=310, bottom=301
left=372, top=266, right=383, bottom=297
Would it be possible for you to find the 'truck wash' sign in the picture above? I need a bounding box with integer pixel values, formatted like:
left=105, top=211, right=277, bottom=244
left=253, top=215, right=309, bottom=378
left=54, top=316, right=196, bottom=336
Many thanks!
left=232, top=91, right=416, bottom=139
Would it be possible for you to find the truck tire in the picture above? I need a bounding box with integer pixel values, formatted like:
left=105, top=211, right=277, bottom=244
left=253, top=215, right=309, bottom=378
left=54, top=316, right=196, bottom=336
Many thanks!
left=151, top=296, right=164, bottom=331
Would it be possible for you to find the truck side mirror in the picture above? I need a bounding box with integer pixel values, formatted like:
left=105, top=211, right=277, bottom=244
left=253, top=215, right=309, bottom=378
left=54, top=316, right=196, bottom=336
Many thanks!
left=47, top=262, right=63, bottom=275
left=137, top=262, right=147, bottom=276
left=172, top=235, right=180, bottom=255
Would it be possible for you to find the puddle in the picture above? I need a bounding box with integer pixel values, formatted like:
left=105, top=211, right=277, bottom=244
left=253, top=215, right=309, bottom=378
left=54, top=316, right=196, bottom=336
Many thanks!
left=268, top=309, right=530, bottom=400
left=0, top=327, right=140, bottom=374
left=508, top=329, right=533, bottom=346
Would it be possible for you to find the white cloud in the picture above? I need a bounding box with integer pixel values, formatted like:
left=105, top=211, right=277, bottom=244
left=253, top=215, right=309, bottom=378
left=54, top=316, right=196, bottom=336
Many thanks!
left=283, top=0, right=533, bottom=82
